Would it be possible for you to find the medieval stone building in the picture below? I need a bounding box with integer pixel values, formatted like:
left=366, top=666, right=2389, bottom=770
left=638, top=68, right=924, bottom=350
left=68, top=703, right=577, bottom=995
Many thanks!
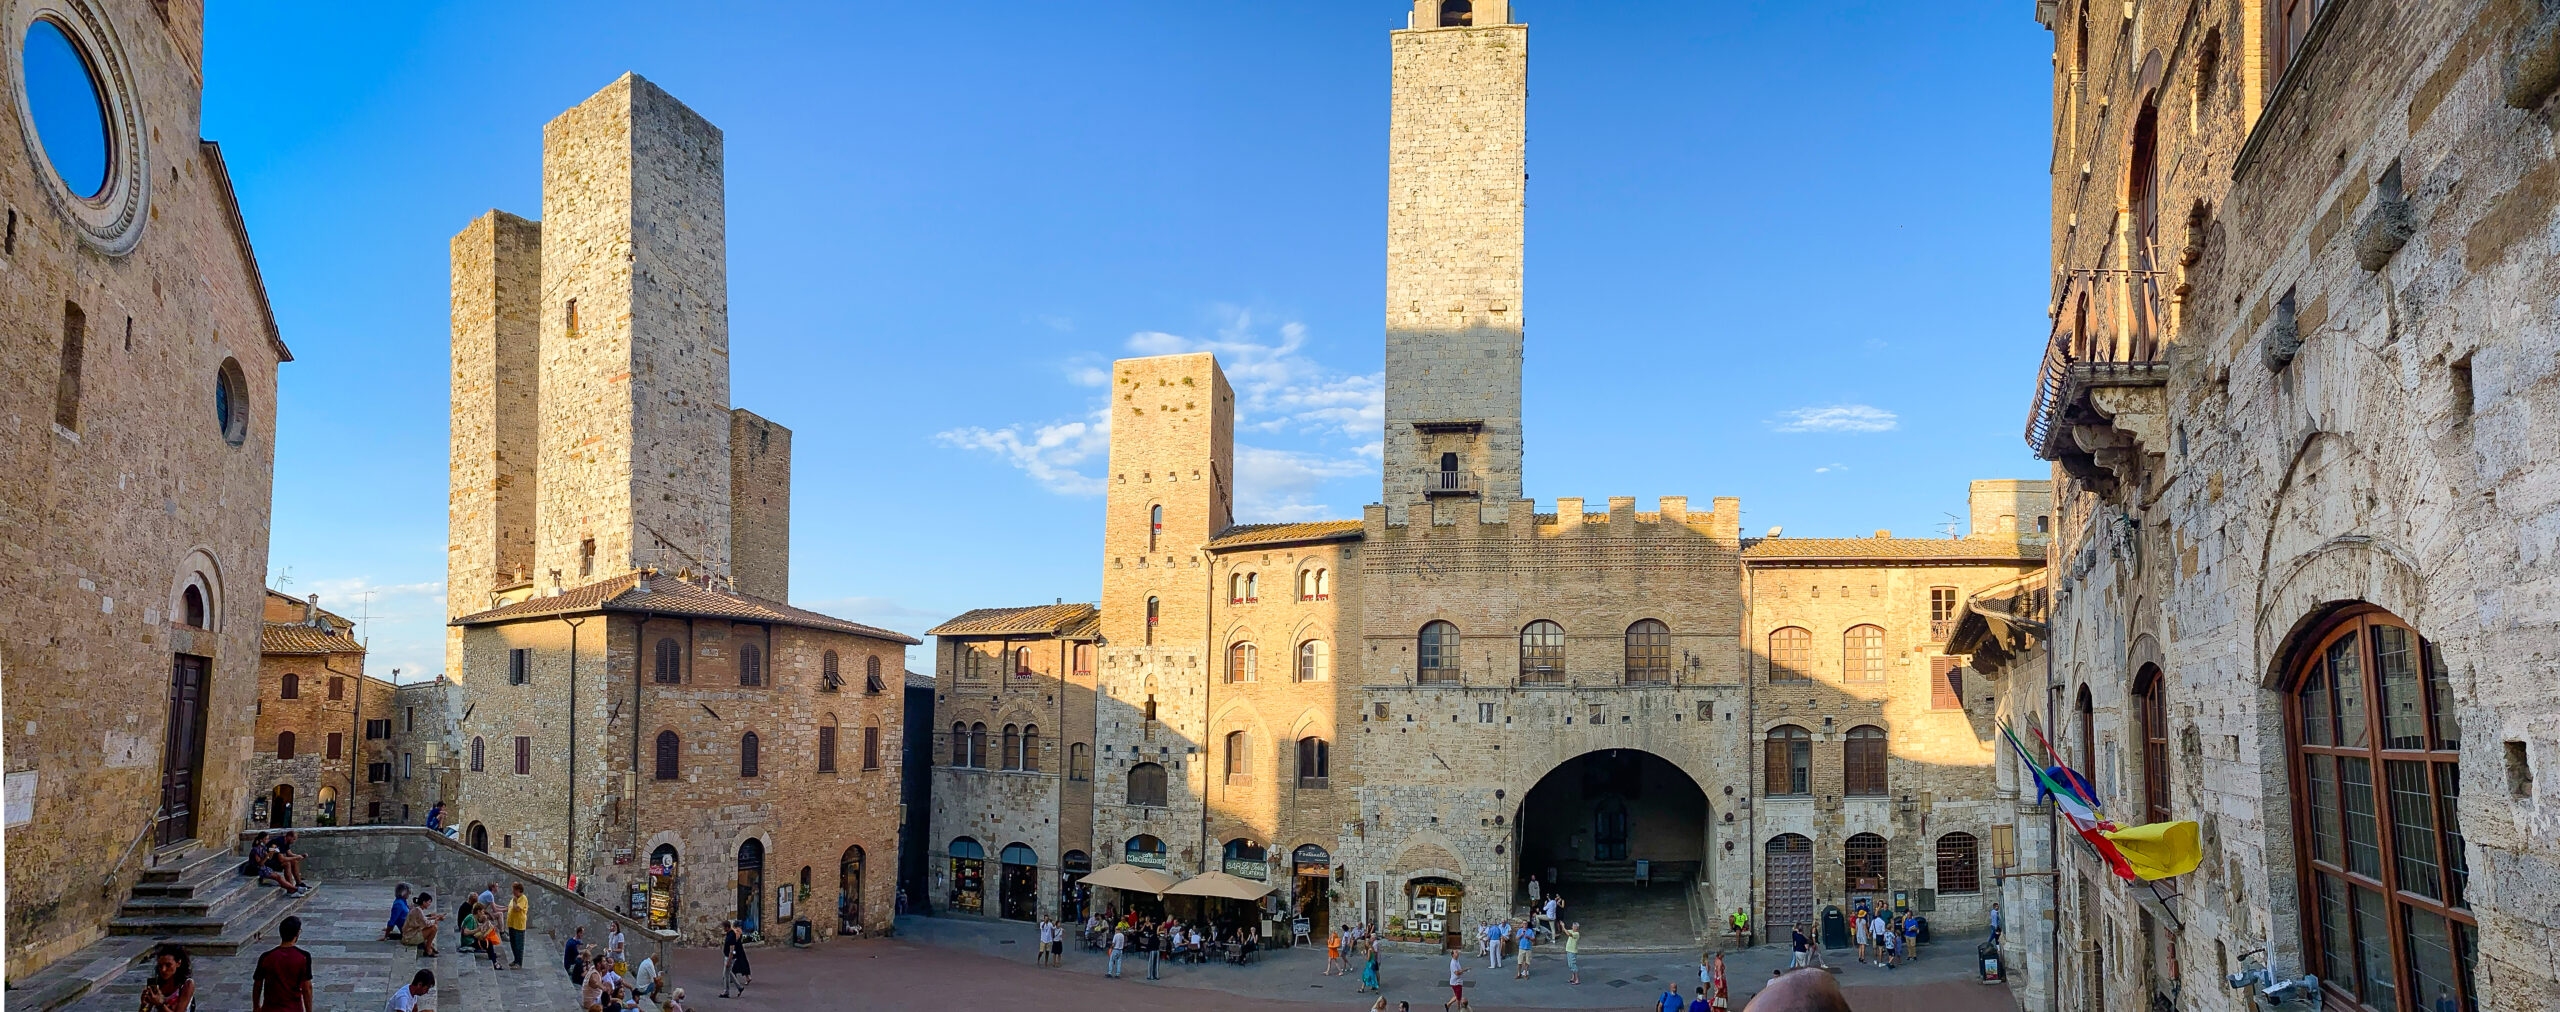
left=441, top=75, right=914, bottom=946
left=2014, top=0, right=2560, bottom=1009
left=248, top=590, right=390, bottom=830
left=0, top=0, right=293, bottom=978
left=923, top=2, right=2047, bottom=950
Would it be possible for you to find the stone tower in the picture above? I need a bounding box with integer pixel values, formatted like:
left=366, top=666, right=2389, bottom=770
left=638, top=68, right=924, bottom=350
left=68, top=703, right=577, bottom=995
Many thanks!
left=534, top=74, right=734, bottom=590
left=1383, top=0, right=1526, bottom=523
left=729, top=408, right=792, bottom=600
left=448, top=211, right=543, bottom=619
left=1099, top=353, right=1234, bottom=652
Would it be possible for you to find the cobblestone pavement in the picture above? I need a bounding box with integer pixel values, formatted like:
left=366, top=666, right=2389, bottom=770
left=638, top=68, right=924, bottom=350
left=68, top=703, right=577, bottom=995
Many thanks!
left=65, top=878, right=586, bottom=1012
left=654, top=914, right=2016, bottom=1011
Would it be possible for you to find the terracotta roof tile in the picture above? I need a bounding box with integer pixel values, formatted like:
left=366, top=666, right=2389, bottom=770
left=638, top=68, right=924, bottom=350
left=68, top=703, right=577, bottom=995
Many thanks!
left=261, top=623, right=365, bottom=655
left=1207, top=520, right=1364, bottom=549
left=450, top=572, right=921, bottom=644
left=929, top=603, right=1100, bottom=638
left=1740, top=536, right=2048, bottom=562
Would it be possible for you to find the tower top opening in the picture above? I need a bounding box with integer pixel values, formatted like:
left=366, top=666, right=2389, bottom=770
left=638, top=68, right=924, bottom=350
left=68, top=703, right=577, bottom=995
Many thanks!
left=1413, top=0, right=1510, bottom=29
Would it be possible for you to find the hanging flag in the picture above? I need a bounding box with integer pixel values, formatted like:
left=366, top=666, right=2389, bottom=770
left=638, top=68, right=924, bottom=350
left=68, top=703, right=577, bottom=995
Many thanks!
left=2100, top=821, right=2203, bottom=880
left=2002, top=721, right=2139, bottom=881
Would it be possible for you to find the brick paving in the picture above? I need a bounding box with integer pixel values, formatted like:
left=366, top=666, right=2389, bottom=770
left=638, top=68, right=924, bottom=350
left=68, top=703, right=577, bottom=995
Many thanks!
left=63, top=878, right=586, bottom=1012
left=653, top=914, right=2017, bottom=1011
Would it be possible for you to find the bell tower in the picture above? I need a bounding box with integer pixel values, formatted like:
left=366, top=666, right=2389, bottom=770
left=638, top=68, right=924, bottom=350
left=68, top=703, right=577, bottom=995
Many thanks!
left=1384, top=0, right=1526, bottom=522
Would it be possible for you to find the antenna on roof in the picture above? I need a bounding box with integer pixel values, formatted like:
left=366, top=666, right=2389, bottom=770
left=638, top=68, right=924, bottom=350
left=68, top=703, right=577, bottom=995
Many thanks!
left=1941, top=512, right=1964, bottom=539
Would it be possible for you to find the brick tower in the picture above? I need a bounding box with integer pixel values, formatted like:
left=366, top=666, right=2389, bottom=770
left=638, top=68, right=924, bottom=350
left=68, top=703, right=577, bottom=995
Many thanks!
left=533, top=74, right=734, bottom=589
left=1383, top=0, right=1526, bottom=523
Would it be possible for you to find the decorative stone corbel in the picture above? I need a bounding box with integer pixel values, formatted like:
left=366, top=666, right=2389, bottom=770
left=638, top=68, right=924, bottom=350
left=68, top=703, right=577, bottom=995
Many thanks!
left=2353, top=195, right=2414, bottom=271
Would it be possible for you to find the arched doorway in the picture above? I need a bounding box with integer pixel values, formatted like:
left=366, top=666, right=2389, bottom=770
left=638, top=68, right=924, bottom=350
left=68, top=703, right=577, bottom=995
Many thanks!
left=269, top=784, right=294, bottom=829
left=1514, top=749, right=1711, bottom=930
left=1406, top=877, right=1464, bottom=950
left=839, top=845, right=865, bottom=934
left=736, top=839, right=766, bottom=937
left=948, top=837, right=985, bottom=913
left=1061, top=851, right=1092, bottom=922
left=467, top=822, right=489, bottom=852
left=1293, top=845, right=1331, bottom=936
left=999, top=844, right=1039, bottom=921
left=647, top=845, right=679, bottom=931
left=1763, top=834, right=1814, bottom=944
left=316, top=786, right=337, bottom=827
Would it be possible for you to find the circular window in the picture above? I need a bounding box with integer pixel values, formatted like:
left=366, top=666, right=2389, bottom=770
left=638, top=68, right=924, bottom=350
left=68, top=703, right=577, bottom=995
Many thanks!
left=215, top=358, right=248, bottom=446
left=21, top=18, right=108, bottom=198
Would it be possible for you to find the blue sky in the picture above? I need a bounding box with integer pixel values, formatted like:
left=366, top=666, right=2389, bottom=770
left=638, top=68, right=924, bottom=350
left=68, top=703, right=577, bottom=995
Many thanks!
left=215, top=2, right=2054, bottom=682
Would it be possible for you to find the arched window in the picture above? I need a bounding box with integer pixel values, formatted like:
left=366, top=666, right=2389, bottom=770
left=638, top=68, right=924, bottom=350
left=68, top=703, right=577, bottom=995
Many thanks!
left=1245, top=573, right=1258, bottom=601
left=1145, top=597, right=1159, bottom=645
left=1227, top=641, right=1256, bottom=683
left=950, top=722, right=970, bottom=767
left=1149, top=504, right=1163, bottom=551
left=1768, top=627, right=1811, bottom=681
left=1625, top=619, right=1671, bottom=684
left=1844, top=625, right=1885, bottom=682
left=1519, top=620, right=1564, bottom=683
left=1936, top=833, right=1980, bottom=895
left=818, top=715, right=840, bottom=773
left=1069, top=742, right=1091, bottom=782
left=1125, top=833, right=1167, bottom=868
left=470, top=736, right=486, bottom=772
left=1297, top=640, right=1328, bottom=682
left=2137, top=665, right=2170, bottom=825
left=1438, top=0, right=1474, bottom=28
left=1845, top=832, right=1888, bottom=892
left=1315, top=569, right=1328, bottom=598
left=1015, top=646, right=1035, bottom=678
left=865, top=654, right=884, bottom=693
left=1127, top=762, right=1168, bottom=807
left=1022, top=725, right=1040, bottom=773
left=654, top=637, right=682, bottom=684
left=740, top=731, right=760, bottom=778
left=1297, top=736, right=1330, bottom=787
left=1230, top=573, right=1244, bottom=603
left=969, top=722, right=989, bottom=770
left=1844, top=725, right=1887, bottom=797
left=1224, top=730, right=1250, bottom=783
left=2291, top=607, right=2471, bottom=1010
left=2127, top=99, right=2162, bottom=358
left=1002, top=724, right=1022, bottom=771
left=2076, top=685, right=2095, bottom=777
left=1142, top=694, right=1157, bottom=722
left=1417, top=621, right=1459, bottom=683
left=1223, top=838, right=1269, bottom=880
left=280, top=673, right=299, bottom=699
left=277, top=731, right=295, bottom=760
left=821, top=649, right=841, bottom=691
left=739, top=643, right=764, bottom=687
left=181, top=585, right=206, bottom=628
left=655, top=731, right=679, bottom=780
left=1765, top=725, right=1811, bottom=796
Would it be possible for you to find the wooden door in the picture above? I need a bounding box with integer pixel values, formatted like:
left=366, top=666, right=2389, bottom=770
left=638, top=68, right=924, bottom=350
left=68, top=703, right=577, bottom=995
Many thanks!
left=156, top=655, right=209, bottom=847
left=1763, top=835, right=1814, bottom=944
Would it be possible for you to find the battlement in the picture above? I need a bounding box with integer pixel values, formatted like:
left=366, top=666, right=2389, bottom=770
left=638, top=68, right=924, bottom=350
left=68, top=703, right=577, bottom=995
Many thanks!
left=1363, top=495, right=1742, bottom=542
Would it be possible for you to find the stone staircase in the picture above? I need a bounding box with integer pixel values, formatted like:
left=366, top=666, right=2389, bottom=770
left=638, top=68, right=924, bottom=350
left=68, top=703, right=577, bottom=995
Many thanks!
left=6, top=842, right=304, bottom=1012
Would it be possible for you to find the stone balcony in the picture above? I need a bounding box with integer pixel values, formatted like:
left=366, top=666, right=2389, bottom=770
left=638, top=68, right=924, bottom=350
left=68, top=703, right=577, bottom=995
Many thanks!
left=2025, top=330, right=2168, bottom=502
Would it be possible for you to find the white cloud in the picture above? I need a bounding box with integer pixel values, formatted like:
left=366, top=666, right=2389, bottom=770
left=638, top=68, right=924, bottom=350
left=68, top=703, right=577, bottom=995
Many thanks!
left=1773, top=404, right=1899, bottom=433
left=934, top=407, right=1112, bottom=495
left=1813, top=462, right=1849, bottom=474
left=273, top=575, right=449, bottom=682
left=1234, top=445, right=1376, bottom=522
left=1126, top=313, right=1384, bottom=440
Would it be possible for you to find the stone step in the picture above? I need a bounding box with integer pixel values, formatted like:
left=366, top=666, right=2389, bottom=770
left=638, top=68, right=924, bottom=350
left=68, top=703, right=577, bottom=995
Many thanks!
left=102, top=881, right=305, bottom=956
left=116, top=873, right=276, bottom=922
left=129, top=849, right=243, bottom=899
left=0, top=940, right=151, bottom=1012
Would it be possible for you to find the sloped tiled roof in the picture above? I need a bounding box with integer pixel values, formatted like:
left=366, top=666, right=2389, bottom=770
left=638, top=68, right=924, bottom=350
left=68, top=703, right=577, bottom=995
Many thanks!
left=450, top=572, right=921, bottom=644
left=261, top=623, right=365, bottom=655
left=905, top=668, right=936, bottom=690
left=1740, top=536, right=2048, bottom=563
left=1207, top=520, right=1364, bottom=550
left=929, top=602, right=1100, bottom=638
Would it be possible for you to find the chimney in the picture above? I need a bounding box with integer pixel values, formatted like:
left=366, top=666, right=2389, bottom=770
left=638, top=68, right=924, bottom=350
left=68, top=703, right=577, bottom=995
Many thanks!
left=304, top=593, right=320, bottom=627
left=1874, top=530, right=1892, bottom=539
left=635, top=568, right=654, bottom=594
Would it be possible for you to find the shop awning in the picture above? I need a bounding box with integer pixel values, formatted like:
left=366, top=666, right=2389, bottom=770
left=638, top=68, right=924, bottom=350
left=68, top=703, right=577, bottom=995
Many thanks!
left=1163, top=870, right=1276, bottom=901
left=1078, top=863, right=1177, bottom=895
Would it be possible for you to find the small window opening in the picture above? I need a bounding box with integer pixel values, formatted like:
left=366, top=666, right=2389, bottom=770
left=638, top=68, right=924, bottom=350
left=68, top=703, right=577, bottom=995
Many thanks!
left=2507, top=740, right=2533, bottom=798
left=565, top=298, right=579, bottom=338
left=5, top=207, right=16, bottom=255
left=1438, top=0, right=1473, bottom=27
left=2452, top=353, right=2475, bottom=419
left=579, top=537, right=596, bottom=578
left=55, top=301, right=83, bottom=431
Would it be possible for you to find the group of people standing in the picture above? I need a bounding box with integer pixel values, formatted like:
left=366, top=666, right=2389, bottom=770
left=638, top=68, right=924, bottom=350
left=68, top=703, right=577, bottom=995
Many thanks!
left=1847, top=902, right=1923, bottom=970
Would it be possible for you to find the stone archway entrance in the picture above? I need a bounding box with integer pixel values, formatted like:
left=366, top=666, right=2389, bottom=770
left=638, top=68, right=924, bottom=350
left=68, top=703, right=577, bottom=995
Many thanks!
left=1514, top=749, right=1710, bottom=944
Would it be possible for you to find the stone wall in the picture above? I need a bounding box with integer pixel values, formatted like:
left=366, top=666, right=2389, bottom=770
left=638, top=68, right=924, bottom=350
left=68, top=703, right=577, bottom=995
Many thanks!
left=727, top=409, right=790, bottom=602
left=927, top=629, right=1093, bottom=920
left=446, top=210, right=541, bottom=618
left=1383, top=19, right=1527, bottom=521
left=247, top=657, right=394, bottom=829
left=0, top=0, right=290, bottom=978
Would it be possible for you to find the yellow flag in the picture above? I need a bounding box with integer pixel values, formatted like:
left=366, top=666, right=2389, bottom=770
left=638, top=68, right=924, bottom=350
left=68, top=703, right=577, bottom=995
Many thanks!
left=2099, top=821, right=2202, bottom=880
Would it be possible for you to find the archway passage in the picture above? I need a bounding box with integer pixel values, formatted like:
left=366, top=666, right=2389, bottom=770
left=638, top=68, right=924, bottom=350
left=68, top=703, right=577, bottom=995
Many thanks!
left=1515, top=749, right=1710, bottom=943
left=839, top=846, right=865, bottom=934
left=269, top=783, right=294, bottom=829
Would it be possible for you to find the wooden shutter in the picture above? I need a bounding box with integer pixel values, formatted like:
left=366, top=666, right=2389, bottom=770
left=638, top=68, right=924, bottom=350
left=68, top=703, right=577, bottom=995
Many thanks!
left=1931, top=657, right=1963, bottom=710
left=818, top=725, right=838, bottom=773
left=863, top=726, right=881, bottom=770
left=655, top=731, right=679, bottom=780
left=513, top=736, right=531, bottom=774
left=1764, top=734, right=1793, bottom=795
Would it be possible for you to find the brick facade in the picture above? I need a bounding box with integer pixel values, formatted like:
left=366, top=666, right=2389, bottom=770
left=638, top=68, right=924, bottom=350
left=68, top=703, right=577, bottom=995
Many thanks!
left=248, top=591, right=393, bottom=830
left=1, top=0, right=292, bottom=977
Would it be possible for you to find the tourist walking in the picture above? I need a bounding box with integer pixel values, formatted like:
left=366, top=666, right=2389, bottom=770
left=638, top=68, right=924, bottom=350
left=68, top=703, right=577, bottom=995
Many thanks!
left=1106, top=925, right=1126, bottom=978
left=1988, top=902, right=2003, bottom=943
left=1360, top=941, right=1381, bottom=992
left=1327, top=927, right=1346, bottom=975
left=1657, top=982, right=1685, bottom=1012
left=1901, top=911, right=1921, bottom=963
left=719, top=920, right=752, bottom=997
left=1034, top=919, right=1052, bottom=967
left=1787, top=925, right=1809, bottom=969
left=1710, top=952, right=1729, bottom=1011
left=1867, top=910, right=1891, bottom=969
left=1513, top=921, right=1532, bottom=978
left=1852, top=902, right=1871, bottom=964
left=507, top=883, right=530, bottom=969
left=1445, top=949, right=1469, bottom=1011
left=1563, top=922, right=1582, bottom=985
left=252, top=916, right=313, bottom=1012
left=138, top=944, right=194, bottom=1012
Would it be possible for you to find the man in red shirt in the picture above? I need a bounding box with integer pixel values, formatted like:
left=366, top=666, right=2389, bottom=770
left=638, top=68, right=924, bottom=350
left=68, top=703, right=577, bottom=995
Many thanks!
left=251, top=916, right=313, bottom=1012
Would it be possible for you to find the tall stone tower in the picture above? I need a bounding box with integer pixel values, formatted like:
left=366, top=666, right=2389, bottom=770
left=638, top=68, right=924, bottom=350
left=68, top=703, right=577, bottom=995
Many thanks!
left=1384, top=0, right=1526, bottom=523
left=448, top=211, right=543, bottom=619
left=534, top=74, right=734, bottom=589
left=729, top=408, right=792, bottom=600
